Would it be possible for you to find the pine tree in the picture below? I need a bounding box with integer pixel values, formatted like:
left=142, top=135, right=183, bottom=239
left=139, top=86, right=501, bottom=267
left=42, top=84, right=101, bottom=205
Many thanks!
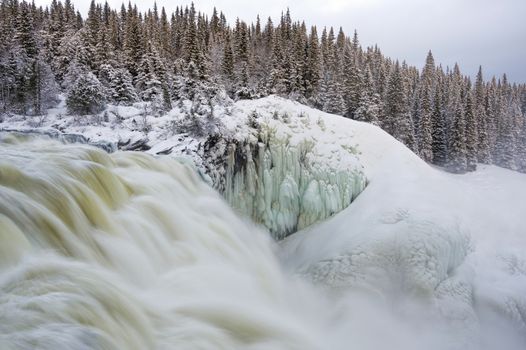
left=66, top=71, right=106, bottom=115
left=384, top=62, right=416, bottom=150
left=448, top=96, right=468, bottom=173
left=431, top=87, right=447, bottom=165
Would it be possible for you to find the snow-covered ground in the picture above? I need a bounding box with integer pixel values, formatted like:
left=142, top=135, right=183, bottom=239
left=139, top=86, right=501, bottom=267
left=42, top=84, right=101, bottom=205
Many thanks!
left=280, top=115, right=526, bottom=348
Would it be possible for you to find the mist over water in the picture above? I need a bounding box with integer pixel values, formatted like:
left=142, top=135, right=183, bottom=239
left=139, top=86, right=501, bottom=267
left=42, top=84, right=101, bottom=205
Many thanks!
left=0, top=135, right=525, bottom=349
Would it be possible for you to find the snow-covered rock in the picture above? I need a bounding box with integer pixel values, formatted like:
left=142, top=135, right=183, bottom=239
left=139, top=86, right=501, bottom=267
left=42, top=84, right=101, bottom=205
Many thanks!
left=200, top=97, right=366, bottom=238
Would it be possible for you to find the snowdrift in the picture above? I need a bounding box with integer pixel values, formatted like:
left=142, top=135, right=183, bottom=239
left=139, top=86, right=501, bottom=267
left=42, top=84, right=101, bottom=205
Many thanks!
left=278, top=103, right=526, bottom=348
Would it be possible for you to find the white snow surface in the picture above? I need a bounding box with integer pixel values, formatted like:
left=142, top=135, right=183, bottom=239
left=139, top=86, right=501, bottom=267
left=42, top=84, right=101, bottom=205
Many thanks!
left=280, top=113, right=526, bottom=348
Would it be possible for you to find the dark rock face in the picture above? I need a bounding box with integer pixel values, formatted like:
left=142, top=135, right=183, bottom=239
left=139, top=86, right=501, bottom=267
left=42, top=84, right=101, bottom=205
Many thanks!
left=118, top=138, right=151, bottom=151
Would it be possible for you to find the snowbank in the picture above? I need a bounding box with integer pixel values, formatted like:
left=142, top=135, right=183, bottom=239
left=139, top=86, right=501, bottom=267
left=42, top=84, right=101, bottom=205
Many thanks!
left=280, top=113, right=526, bottom=348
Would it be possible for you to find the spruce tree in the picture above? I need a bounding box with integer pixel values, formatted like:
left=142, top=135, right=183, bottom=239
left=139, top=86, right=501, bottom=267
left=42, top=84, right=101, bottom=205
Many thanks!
left=221, top=31, right=235, bottom=84
left=464, top=91, right=478, bottom=171
left=516, top=116, right=526, bottom=173
left=109, top=67, right=138, bottom=105
left=354, top=66, right=380, bottom=125
left=431, top=87, right=447, bottom=165
left=385, top=62, right=416, bottom=150
left=418, top=84, right=433, bottom=162
left=475, top=66, right=491, bottom=163
left=343, top=45, right=362, bottom=118
left=0, top=0, right=523, bottom=174
left=123, top=5, right=143, bottom=77
left=66, top=71, right=106, bottom=115
left=13, top=1, right=38, bottom=113
left=448, top=96, right=468, bottom=173
left=304, top=26, right=321, bottom=100
left=135, top=44, right=163, bottom=103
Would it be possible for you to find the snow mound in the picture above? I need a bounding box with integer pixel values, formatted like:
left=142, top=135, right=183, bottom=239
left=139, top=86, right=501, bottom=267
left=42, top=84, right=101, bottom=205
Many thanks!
left=279, top=109, right=526, bottom=347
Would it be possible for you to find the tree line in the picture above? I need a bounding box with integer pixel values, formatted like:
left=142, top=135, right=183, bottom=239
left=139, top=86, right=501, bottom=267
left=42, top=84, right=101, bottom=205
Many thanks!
left=1, top=0, right=525, bottom=173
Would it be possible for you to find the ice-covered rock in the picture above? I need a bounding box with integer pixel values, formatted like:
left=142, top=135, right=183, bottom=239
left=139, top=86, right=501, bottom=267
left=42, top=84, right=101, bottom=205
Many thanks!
left=198, top=97, right=366, bottom=239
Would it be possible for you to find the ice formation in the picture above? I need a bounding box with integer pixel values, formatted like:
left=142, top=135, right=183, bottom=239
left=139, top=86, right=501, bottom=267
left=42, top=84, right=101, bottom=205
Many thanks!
left=204, top=116, right=366, bottom=239
left=279, top=114, right=526, bottom=349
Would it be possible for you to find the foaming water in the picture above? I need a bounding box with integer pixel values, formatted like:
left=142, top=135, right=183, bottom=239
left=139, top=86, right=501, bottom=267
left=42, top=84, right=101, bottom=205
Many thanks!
left=0, top=135, right=334, bottom=349
left=0, top=134, right=524, bottom=350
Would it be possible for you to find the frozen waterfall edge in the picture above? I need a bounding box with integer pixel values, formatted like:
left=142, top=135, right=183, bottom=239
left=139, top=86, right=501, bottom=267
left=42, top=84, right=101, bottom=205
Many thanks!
left=201, top=119, right=367, bottom=239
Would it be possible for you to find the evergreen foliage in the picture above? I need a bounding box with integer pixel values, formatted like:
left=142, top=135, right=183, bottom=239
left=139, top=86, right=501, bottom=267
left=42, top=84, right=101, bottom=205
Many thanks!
left=66, top=71, right=106, bottom=115
left=0, top=0, right=524, bottom=173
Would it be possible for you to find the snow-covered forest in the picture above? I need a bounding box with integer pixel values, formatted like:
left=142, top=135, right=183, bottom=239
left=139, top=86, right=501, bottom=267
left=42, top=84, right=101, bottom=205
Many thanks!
left=1, top=0, right=525, bottom=173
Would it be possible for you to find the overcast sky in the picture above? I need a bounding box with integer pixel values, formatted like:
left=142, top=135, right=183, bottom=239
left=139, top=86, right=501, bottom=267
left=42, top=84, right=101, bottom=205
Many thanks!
left=35, top=0, right=526, bottom=83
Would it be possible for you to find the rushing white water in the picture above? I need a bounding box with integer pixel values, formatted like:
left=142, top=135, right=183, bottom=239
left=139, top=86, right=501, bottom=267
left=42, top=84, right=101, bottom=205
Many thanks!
left=0, top=135, right=350, bottom=350
left=1, top=134, right=525, bottom=350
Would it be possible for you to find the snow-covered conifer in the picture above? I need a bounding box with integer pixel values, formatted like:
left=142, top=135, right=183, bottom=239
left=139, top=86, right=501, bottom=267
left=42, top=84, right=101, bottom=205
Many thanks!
left=448, top=96, right=468, bottom=173
left=385, top=61, right=416, bottom=150
left=66, top=71, right=106, bottom=115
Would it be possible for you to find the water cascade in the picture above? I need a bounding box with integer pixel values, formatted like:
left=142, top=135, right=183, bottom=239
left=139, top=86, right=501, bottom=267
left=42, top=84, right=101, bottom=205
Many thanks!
left=0, top=134, right=330, bottom=349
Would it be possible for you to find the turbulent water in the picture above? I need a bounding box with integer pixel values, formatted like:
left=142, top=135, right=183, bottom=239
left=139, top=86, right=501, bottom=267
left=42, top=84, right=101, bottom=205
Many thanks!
left=0, top=135, right=346, bottom=349
left=1, top=134, right=525, bottom=350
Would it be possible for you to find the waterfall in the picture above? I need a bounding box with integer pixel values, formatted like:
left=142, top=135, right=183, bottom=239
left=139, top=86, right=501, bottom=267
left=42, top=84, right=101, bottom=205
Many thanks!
left=0, top=134, right=345, bottom=350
